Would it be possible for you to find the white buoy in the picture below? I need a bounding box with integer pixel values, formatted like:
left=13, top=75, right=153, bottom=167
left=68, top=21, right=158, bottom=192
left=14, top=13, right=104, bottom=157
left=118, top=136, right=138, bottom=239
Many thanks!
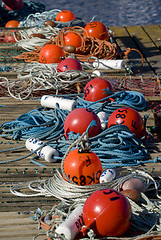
left=100, top=168, right=116, bottom=183
left=25, top=137, right=59, bottom=163
left=93, top=59, right=126, bottom=70
left=97, top=111, right=109, bottom=130
left=41, top=95, right=78, bottom=111
left=55, top=205, right=83, bottom=240
left=91, top=70, right=105, bottom=77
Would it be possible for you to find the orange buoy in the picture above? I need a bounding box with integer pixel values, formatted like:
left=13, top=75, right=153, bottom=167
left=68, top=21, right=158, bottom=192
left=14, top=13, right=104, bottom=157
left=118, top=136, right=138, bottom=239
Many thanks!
left=63, top=149, right=102, bottom=186
left=39, top=44, right=65, bottom=64
left=64, top=32, right=82, bottom=50
left=83, top=21, right=109, bottom=40
left=56, top=10, right=75, bottom=22
left=5, top=20, right=20, bottom=28
left=107, top=107, right=147, bottom=139
left=82, top=189, right=132, bottom=237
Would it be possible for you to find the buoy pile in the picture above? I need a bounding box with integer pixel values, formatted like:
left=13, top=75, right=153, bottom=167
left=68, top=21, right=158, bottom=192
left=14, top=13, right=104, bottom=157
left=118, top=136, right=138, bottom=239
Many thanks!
left=1, top=4, right=161, bottom=240
left=0, top=3, right=148, bottom=99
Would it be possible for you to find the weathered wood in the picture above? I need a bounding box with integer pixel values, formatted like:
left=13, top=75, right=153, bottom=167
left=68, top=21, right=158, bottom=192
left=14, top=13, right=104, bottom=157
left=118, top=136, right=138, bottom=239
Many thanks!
left=0, top=211, right=47, bottom=239
left=142, top=25, right=161, bottom=51
left=110, top=26, right=153, bottom=75
left=1, top=24, right=161, bottom=240
left=125, top=25, right=161, bottom=75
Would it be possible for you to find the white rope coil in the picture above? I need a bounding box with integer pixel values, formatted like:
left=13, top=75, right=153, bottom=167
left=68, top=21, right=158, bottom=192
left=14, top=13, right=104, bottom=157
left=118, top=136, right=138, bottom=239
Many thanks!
left=0, top=62, right=91, bottom=100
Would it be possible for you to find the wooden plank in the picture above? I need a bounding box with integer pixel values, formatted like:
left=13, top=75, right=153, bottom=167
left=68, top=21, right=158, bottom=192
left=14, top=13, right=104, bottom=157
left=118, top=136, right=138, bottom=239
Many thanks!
left=126, top=25, right=161, bottom=75
left=142, top=25, right=161, bottom=50
left=0, top=211, right=46, bottom=239
left=110, top=26, right=153, bottom=75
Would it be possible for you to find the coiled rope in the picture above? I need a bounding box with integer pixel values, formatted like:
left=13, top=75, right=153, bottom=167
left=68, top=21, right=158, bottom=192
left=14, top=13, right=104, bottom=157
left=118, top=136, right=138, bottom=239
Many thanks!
left=18, top=9, right=85, bottom=28
left=10, top=169, right=161, bottom=240
left=10, top=169, right=160, bottom=202
left=0, top=63, right=91, bottom=99
left=43, top=193, right=161, bottom=240
left=0, top=90, right=147, bottom=140
left=14, top=25, right=118, bottom=63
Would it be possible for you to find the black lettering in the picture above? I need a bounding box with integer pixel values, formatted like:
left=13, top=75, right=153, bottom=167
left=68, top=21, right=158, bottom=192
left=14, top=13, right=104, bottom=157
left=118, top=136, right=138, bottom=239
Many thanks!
left=96, top=170, right=102, bottom=180
left=116, top=113, right=126, bottom=119
left=86, top=156, right=91, bottom=167
left=72, top=176, right=78, bottom=184
left=131, top=120, right=137, bottom=129
left=117, top=109, right=128, bottom=113
left=80, top=175, right=86, bottom=186
left=87, top=173, right=95, bottom=184
left=103, top=189, right=120, bottom=201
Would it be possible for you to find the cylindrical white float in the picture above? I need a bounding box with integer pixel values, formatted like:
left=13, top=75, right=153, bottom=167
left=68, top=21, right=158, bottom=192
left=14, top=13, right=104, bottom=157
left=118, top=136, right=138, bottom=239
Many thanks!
left=41, top=95, right=78, bottom=111
left=100, top=168, right=116, bottom=183
left=93, top=59, right=126, bottom=70
left=25, top=137, right=59, bottom=163
left=97, top=111, right=109, bottom=130
left=55, top=205, right=83, bottom=240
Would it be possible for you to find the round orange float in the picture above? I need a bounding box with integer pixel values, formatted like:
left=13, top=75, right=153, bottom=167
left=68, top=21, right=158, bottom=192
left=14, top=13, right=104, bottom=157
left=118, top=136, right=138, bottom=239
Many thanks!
left=83, top=21, right=109, bottom=40
left=5, top=20, right=20, bottom=28
left=57, top=57, right=83, bottom=72
left=107, top=107, right=147, bottom=139
left=64, top=32, right=82, bottom=50
left=39, top=44, right=65, bottom=64
left=63, top=149, right=102, bottom=186
left=56, top=10, right=75, bottom=22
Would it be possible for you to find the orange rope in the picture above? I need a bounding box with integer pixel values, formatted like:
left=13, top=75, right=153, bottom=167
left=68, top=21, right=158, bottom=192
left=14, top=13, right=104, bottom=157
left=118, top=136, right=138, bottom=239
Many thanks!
left=120, top=47, right=144, bottom=74
left=14, top=26, right=119, bottom=62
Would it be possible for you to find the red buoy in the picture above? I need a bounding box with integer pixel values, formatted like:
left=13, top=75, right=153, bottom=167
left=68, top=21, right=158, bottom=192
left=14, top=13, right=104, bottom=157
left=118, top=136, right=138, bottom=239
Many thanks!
left=39, top=44, right=65, bottom=64
left=84, top=78, right=113, bottom=102
left=57, top=57, right=83, bottom=72
left=64, top=108, right=101, bottom=139
left=83, top=21, right=109, bottom=40
left=3, top=0, right=24, bottom=11
left=107, top=107, right=147, bottom=139
left=63, top=149, right=102, bottom=186
left=4, top=34, right=16, bottom=43
left=56, top=10, right=75, bottom=22
left=82, top=189, right=132, bottom=237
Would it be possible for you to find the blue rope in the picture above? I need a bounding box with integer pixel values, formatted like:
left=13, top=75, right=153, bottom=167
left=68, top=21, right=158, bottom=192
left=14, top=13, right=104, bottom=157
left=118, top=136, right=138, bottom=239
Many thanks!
left=76, top=90, right=147, bottom=113
left=0, top=90, right=152, bottom=167
left=0, top=107, right=67, bottom=140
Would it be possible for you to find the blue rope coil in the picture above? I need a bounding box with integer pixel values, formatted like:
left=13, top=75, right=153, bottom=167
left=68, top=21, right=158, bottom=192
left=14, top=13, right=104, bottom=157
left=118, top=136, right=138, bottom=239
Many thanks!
left=0, top=90, right=152, bottom=167
left=76, top=90, right=147, bottom=113
left=0, top=90, right=147, bottom=141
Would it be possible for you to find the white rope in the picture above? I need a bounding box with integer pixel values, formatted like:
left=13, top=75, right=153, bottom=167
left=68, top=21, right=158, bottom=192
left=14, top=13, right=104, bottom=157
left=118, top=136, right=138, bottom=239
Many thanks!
left=10, top=168, right=160, bottom=202
left=15, top=26, right=60, bottom=51
left=0, top=62, right=91, bottom=100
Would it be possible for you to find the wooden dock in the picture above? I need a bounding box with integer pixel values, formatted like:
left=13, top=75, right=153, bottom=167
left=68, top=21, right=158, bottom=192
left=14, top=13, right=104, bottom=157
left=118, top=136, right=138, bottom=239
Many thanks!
left=1, top=24, right=161, bottom=240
